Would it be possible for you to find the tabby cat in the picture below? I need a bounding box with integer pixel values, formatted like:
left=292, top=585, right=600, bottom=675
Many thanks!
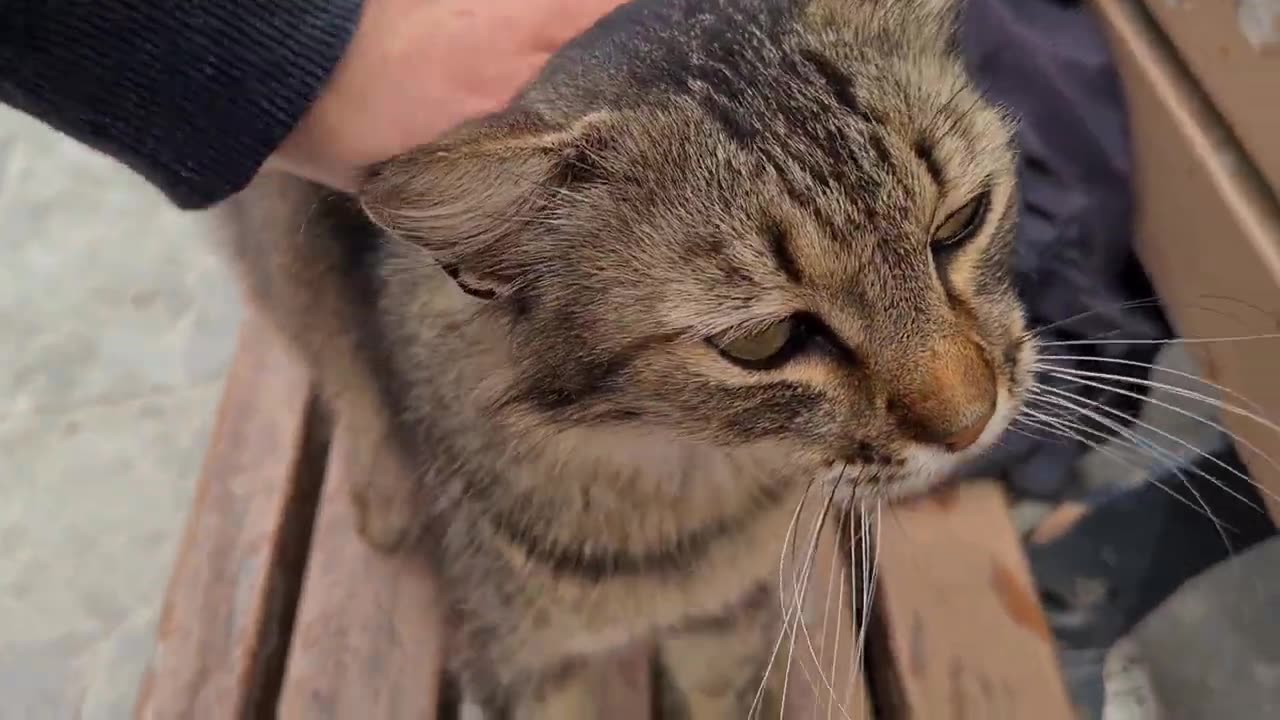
left=225, top=0, right=1034, bottom=715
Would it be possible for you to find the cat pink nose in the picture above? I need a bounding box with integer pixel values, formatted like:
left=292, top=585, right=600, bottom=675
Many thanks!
left=943, top=406, right=995, bottom=452
left=887, top=336, right=998, bottom=452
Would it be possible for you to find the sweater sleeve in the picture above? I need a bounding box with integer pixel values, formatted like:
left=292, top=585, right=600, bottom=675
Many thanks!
left=0, top=0, right=364, bottom=209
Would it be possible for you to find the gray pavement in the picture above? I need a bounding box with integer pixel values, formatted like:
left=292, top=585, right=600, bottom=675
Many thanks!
left=0, top=107, right=241, bottom=719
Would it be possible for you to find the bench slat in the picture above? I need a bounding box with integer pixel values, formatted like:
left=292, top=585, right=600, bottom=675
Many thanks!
left=1095, top=0, right=1280, bottom=520
left=277, top=418, right=446, bottom=720
left=1138, top=0, right=1280, bottom=197
left=135, top=312, right=322, bottom=720
left=869, top=481, right=1074, bottom=720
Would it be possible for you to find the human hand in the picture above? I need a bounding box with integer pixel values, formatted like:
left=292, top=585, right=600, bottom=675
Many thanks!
left=267, top=0, right=628, bottom=192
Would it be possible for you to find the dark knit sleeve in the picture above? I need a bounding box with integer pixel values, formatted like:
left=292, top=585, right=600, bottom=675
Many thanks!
left=0, top=0, right=364, bottom=209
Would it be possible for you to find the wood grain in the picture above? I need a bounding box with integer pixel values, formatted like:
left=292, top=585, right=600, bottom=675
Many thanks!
left=1138, top=0, right=1280, bottom=195
left=277, top=417, right=446, bottom=720
left=869, top=481, right=1075, bottom=720
left=135, top=311, right=323, bottom=720
left=1095, top=0, right=1280, bottom=520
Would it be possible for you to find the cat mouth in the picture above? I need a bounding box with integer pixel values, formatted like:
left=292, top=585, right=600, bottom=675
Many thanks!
left=897, top=386, right=1024, bottom=495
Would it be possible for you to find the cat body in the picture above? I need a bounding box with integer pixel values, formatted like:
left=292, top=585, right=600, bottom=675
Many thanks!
left=225, top=0, right=1032, bottom=714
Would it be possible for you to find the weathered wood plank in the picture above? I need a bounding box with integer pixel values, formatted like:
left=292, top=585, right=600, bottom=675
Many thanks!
left=277, top=417, right=446, bottom=720
left=869, top=481, right=1075, bottom=720
left=135, top=311, right=323, bottom=720
left=1095, top=0, right=1280, bottom=520
left=1138, top=0, right=1280, bottom=196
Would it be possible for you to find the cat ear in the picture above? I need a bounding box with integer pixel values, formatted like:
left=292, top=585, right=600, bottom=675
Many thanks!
left=359, top=110, right=612, bottom=299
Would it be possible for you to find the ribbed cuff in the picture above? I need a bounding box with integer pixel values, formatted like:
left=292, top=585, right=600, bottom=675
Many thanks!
left=0, top=0, right=364, bottom=209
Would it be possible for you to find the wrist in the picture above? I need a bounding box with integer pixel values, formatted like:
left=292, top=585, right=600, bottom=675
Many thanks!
left=268, top=0, right=416, bottom=191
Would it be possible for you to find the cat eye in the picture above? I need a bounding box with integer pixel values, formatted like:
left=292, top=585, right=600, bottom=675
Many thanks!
left=932, top=192, right=989, bottom=249
left=709, top=318, right=797, bottom=367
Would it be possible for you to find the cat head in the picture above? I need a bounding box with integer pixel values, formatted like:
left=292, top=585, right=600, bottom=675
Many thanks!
left=360, top=0, right=1034, bottom=501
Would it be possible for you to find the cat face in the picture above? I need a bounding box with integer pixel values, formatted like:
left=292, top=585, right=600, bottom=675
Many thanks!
left=361, top=0, right=1034, bottom=501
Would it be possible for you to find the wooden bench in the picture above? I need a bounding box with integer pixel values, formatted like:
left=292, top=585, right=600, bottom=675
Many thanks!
left=135, top=1, right=1280, bottom=717
left=1093, top=0, right=1280, bottom=520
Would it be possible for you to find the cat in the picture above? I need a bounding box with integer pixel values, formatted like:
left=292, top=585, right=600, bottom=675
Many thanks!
left=223, top=0, right=1035, bottom=715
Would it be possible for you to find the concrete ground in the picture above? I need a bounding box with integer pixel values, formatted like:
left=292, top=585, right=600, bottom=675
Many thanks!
left=0, top=108, right=241, bottom=719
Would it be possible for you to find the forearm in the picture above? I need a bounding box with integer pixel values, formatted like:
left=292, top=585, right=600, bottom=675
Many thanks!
left=0, top=0, right=363, bottom=209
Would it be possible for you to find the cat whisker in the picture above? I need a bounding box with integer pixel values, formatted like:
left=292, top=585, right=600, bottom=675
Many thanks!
left=850, top=500, right=881, bottom=720
left=868, top=503, right=883, bottom=675
left=1021, top=397, right=1204, bottom=504
left=755, top=470, right=833, bottom=720
left=1026, top=401, right=1254, bottom=553
left=295, top=197, right=328, bottom=243
left=788, top=488, right=830, bottom=695
left=1012, top=412, right=1079, bottom=444
left=1195, top=293, right=1278, bottom=322
left=1027, top=393, right=1237, bottom=549
left=851, top=504, right=862, bottom=718
left=814, top=507, right=852, bottom=720
left=1032, top=367, right=1280, bottom=507
left=847, top=507, right=867, bottom=711
left=1035, top=353, right=1268, bottom=417
left=1007, top=423, right=1069, bottom=446
left=1020, top=296, right=1163, bottom=339
left=782, top=483, right=844, bottom=719
left=778, top=502, right=815, bottom=719
left=1030, top=383, right=1262, bottom=514
left=1020, top=295, right=1262, bottom=341
left=1019, top=403, right=1233, bottom=542
left=753, top=481, right=813, bottom=718
left=1013, top=400, right=1074, bottom=424
left=1024, top=294, right=1254, bottom=338
left=1020, top=396, right=1137, bottom=458
left=1028, top=394, right=1239, bottom=552
left=1009, top=402, right=1080, bottom=441
left=828, top=557, right=847, bottom=720
left=1030, top=374, right=1096, bottom=397
left=1035, top=332, right=1280, bottom=348
left=1029, top=399, right=1259, bottom=525
left=1034, top=363, right=1280, bottom=445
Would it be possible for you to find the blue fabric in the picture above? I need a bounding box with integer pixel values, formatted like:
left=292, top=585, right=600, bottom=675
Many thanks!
left=0, top=0, right=363, bottom=209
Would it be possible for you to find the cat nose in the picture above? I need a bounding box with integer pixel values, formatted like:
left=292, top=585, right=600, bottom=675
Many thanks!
left=887, top=337, right=997, bottom=453
left=891, top=398, right=995, bottom=453
left=942, top=405, right=995, bottom=452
